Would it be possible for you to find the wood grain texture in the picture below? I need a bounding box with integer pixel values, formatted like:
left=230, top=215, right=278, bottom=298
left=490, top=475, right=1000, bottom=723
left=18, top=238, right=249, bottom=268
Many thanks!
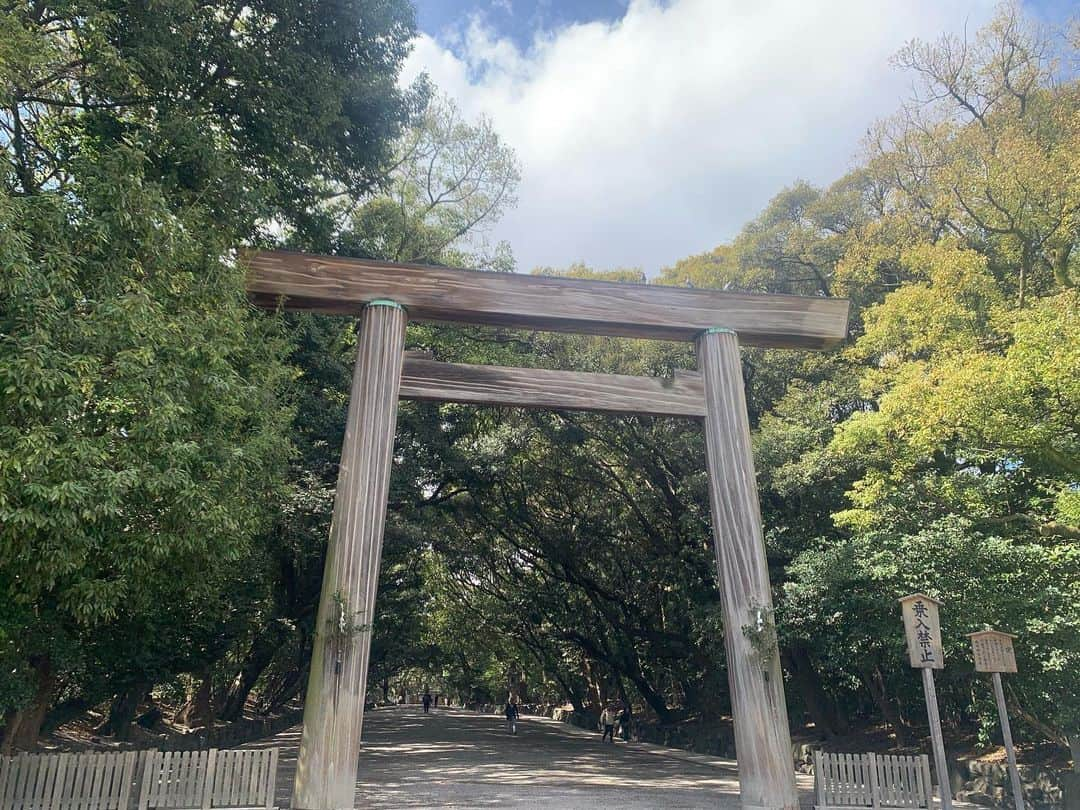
left=291, top=303, right=407, bottom=810
left=0, top=750, right=139, bottom=810
left=138, top=748, right=278, bottom=810
left=813, top=750, right=933, bottom=809
left=399, top=358, right=706, bottom=417
left=138, top=749, right=217, bottom=810
left=920, top=668, right=953, bottom=810
left=245, top=250, right=850, bottom=349
left=697, top=329, right=799, bottom=810
left=991, top=672, right=1026, bottom=810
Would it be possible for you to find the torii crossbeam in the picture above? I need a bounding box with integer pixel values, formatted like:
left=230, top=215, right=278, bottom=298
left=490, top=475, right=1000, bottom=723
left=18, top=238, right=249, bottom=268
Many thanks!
left=245, top=250, right=851, bottom=810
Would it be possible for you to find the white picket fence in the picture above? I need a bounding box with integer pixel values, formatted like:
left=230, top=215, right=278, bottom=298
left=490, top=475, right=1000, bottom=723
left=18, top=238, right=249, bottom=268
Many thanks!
left=138, top=748, right=278, bottom=810
left=0, top=750, right=139, bottom=810
left=814, top=750, right=935, bottom=809
left=0, top=748, right=278, bottom=810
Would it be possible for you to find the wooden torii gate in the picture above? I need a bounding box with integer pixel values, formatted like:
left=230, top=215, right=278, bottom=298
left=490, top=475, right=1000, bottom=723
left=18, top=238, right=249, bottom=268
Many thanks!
left=245, top=250, right=850, bottom=810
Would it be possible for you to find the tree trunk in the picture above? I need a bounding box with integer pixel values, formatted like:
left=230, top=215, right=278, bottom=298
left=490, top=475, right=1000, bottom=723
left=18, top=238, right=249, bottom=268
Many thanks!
left=616, top=677, right=633, bottom=723
left=583, top=659, right=603, bottom=710
left=574, top=638, right=673, bottom=723
left=1052, top=241, right=1074, bottom=289
left=623, top=666, right=674, bottom=725
left=0, top=655, right=55, bottom=753
left=679, top=673, right=708, bottom=714
left=861, top=665, right=909, bottom=747
left=0, top=709, right=17, bottom=754
left=174, top=676, right=214, bottom=729
left=546, top=663, right=585, bottom=714
left=1018, top=243, right=1031, bottom=308
left=1004, top=692, right=1069, bottom=756
left=221, top=625, right=286, bottom=721
left=1068, top=734, right=1080, bottom=775
left=261, top=664, right=307, bottom=714
left=258, top=627, right=311, bottom=714
left=95, top=682, right=149, bottom=740
left=784, top=644, right=848, bottom=737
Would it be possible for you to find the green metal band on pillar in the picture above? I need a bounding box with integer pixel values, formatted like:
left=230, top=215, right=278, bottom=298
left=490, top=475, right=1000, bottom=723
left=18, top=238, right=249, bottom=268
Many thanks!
left=366, top=299, right=404, bottom=311
left=703, top=326, right=736, bottom=335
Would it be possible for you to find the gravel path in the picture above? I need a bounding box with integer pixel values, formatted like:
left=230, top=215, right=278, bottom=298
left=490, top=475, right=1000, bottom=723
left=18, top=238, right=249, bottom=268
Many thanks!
left=246, top=706, right=820, bottom=808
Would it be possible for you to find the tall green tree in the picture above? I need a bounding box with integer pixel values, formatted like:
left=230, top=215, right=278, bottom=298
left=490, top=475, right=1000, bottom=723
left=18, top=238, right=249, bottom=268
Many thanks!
left=0, top=0, right=422, bottom=747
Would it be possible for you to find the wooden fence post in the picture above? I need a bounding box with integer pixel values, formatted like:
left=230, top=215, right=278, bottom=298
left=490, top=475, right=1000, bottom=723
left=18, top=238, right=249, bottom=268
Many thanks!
left=696, top=327, right=799, bottom=810
left=291, top=301, right=407, bottom=810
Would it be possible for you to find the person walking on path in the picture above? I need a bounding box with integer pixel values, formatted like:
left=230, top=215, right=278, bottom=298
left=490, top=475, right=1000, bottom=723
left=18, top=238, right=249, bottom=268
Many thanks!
left=422, top=691, right=432, bottom=714
left=600, top=705, right=618, bottom=743
left=505, top=700, right=519, bottom=734
left=618, top=703, right=631, bottom=742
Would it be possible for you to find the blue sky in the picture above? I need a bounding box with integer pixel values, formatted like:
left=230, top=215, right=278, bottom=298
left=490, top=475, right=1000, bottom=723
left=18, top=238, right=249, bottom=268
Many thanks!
left=413, top=1, right=631, bottom=49
left=405, top=0, right=1077, bottom=275
left=1025, top=0, right=1079, bottom=25
left=413, top=0, right=1074, bottom=44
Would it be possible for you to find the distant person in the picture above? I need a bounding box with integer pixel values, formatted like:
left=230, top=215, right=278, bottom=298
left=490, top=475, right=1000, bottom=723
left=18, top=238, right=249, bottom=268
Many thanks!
left=422, top=691, right=433, bottom=713
left=618, top=703, right=631, bottom=741
left=505, top=700, right=519, bottom=734
left=600, top=704, right=617, bottom=742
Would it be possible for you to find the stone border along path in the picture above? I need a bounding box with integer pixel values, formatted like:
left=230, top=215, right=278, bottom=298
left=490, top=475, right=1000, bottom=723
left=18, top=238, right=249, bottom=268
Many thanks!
left=239, top=707, right=974, bottom=809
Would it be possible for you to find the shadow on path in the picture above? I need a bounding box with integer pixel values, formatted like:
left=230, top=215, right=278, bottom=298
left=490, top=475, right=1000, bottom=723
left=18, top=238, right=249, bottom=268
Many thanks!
left=246, top=707, right=816, bottom=809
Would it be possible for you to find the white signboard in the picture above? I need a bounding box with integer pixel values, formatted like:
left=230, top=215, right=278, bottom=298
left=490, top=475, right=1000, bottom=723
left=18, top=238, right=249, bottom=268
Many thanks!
left=899, top=593, right=944, bottom=669
left=969, top=630, right=1017, bottom=674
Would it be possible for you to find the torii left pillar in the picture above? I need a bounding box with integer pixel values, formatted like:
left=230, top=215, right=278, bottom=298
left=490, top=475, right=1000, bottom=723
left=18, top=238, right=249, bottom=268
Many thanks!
left=292, top=300, right=406, bottom=810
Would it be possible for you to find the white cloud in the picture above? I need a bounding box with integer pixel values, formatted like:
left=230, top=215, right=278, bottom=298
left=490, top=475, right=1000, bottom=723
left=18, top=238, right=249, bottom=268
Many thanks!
left=402, top=0, right=999, bottom=274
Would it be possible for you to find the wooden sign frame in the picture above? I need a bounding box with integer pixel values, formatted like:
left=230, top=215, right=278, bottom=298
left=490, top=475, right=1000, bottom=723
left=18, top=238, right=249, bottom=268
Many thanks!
left=899, top=592, right=944, bottom=670
left=245, top=250, right=851, bottom=810
left=968, top=628, right=1017, bottom=674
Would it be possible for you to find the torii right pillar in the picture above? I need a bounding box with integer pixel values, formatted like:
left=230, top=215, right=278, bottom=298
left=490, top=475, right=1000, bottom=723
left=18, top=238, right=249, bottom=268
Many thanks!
left=697, top=327, right=799, bottom=810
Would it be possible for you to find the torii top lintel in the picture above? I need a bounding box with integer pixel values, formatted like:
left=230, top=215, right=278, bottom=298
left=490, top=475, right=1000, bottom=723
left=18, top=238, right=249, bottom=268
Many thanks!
left=245, top=250, right=850, bottom=349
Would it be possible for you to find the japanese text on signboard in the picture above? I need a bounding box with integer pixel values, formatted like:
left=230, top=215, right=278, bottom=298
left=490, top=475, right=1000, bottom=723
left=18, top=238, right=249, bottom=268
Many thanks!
left=900, top=595, right=944, bottom=669
left=971, top=632, right=1017, bottom=673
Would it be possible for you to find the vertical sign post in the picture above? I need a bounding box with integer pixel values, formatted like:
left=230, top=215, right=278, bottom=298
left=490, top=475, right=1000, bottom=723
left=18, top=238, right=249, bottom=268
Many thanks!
left=969, top=629, right=1024, bottom=810
left=899, top=593, right=952, bottom=810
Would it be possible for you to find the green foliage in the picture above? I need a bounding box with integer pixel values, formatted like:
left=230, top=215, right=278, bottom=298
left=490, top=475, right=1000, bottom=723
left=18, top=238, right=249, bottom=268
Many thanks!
left=1, top=0, right=1076, bottom=770
left=1, top=0, right=424, bottom=231
left=338, top=95, right=520, bottom=266
left=0, top=154, right=292, bottom=625
left=756, top=6, right=1080, bottom=751
left=0, top=0, right=421, bottom=745
left=0, top=147, right=295, bottom=732
left=783, top=517, right=1079, bottom=737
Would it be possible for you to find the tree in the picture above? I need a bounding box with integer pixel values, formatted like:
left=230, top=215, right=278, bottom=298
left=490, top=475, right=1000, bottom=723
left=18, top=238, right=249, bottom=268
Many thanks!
left=874, top=4, right=1079, bottom=306
left=0, top=0, right=422, bottom=747
left=1, top=0, right=424, bottom=231
left=0, top=156, right=292, bottom=748
left=338, top=95, right=520, bottom=267
left=773, top=7, right=1080, bottom=757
